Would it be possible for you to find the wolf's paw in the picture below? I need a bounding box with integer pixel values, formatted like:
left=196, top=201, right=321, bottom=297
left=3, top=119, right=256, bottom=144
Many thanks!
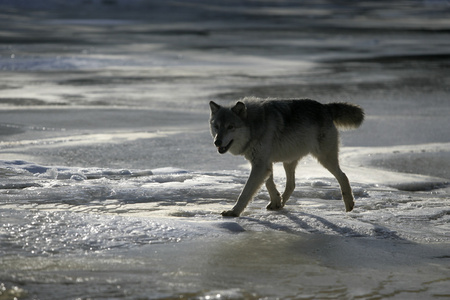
left=266, top=202, right=283, bottom=210
left=221, top=210, right=240, bottom=217
left=345, top=201, right=355, bottom=212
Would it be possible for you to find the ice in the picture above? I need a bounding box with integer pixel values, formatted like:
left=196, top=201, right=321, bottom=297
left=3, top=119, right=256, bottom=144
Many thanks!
left=1, top=0, right=450, bottom=299
left=1, top=159, right=448, bottom=243
left=1, top=157, right=449, bottom=295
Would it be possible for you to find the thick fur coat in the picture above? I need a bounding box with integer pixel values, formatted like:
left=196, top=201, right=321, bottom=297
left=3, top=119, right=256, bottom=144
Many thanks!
left=209, top=97, right=364, bottom=217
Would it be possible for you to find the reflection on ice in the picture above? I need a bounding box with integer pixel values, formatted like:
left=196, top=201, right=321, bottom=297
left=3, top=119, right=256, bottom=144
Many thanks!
left=1, top=209, right=213, bottom=256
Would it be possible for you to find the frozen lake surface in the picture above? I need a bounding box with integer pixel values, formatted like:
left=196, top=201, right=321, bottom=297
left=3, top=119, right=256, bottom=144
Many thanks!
left=1, top=1, right=449, bottom=299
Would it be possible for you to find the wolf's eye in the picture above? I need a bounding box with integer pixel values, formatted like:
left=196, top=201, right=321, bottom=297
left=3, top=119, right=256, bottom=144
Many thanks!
left=227, top=125, right=234, bottom=130
left=214, top=125, right=219, bottom=130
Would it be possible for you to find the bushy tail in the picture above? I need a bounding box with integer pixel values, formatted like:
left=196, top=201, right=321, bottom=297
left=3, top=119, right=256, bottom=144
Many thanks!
left=327, top=102, right=364, bottom=129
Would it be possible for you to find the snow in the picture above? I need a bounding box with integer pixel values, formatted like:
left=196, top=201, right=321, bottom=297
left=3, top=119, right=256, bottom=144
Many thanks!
left=1, top=156, right=448, bottom=245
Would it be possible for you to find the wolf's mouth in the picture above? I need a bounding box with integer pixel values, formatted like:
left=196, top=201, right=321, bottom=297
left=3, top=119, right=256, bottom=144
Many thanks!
left=217, top=140, right=233, bottom=154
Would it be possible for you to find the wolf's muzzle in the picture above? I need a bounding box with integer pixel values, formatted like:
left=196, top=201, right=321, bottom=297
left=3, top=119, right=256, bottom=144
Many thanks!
left=214, top=139, right=233, bottom=154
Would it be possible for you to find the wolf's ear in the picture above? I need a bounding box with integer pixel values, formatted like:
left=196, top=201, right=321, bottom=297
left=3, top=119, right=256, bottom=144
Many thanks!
left=209, top=101, right=221, bottom=114
left=231, top=101, right=247, bottom=119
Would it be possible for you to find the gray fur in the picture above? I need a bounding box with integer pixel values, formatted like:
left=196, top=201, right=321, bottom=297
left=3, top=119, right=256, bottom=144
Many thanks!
left=209, top=97, right=364, bottom=217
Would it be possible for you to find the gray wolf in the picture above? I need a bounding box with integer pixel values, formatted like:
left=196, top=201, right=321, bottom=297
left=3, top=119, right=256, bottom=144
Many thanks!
left=209, top=97, right=364, bottom=217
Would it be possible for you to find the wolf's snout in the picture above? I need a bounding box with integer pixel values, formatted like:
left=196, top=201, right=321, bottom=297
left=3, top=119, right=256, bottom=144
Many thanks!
left=214, top=139, right=222, bottom=147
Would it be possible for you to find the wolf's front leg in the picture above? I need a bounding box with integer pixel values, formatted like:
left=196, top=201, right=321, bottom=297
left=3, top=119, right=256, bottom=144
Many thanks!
left=222, top=163, right=271, bottom=217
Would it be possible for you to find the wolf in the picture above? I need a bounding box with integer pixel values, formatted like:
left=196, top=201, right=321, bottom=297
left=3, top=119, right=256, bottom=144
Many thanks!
left=209, top=97, right=364, bottom=217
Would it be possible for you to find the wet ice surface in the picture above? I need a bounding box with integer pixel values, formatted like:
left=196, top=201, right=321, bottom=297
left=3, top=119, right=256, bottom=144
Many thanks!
left=1, top=1, right=450, bottom=299
left=1, top=159, right=449, bottom=299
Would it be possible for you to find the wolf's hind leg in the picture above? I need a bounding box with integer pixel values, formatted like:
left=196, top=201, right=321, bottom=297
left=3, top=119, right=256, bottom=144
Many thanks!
left=317, top=152, right=354, bottom=212
left=266, top=172, right=282, bottom=210
left=281, top=161, right=298, bottom=206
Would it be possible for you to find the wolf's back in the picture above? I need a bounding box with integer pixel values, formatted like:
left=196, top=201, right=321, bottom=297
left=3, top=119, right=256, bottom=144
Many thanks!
left=326, top=102, right=364, bottom=129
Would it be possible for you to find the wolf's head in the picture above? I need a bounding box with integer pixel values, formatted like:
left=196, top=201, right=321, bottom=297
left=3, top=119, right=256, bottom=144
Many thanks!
left=209, top=101, right=249, bottom=155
